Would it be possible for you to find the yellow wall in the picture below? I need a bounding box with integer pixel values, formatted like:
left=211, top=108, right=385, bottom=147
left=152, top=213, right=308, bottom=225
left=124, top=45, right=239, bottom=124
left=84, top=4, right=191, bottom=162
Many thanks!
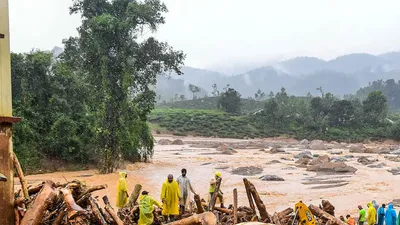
left=0, top=0, right=12, bottom=117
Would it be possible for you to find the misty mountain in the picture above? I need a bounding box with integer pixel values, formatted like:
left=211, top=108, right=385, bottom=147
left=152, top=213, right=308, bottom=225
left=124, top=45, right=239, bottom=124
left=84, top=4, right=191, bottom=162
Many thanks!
left=158, top=51, right=400, bottom=98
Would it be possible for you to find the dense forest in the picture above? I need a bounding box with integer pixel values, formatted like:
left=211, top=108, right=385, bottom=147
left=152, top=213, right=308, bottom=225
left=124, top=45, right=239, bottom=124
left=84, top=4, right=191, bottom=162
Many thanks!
left=11, top=0, right=185, bottom=173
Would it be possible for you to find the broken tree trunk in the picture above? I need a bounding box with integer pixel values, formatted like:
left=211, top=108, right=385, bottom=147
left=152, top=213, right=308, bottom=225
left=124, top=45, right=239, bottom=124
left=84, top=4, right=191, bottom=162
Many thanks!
left=244, top=178, right=270, bottom=222
left=28, top=183, right=44, bottom=196
left=209, top=177, right=222, bottom=212
left=88, top=197, right=107, bottom=225
left=272, top=208, right=294, bottom=225
left=21, top=180, right=57, bottom=225
left=309, top=204, right=345, bottom=225
left=194, top=194, right=205, bottom=214
left=243, top=178, right=256, bottom=213
left=233, top=188, right=238, bottom=224
left=13, top=153, right=30, bottom=201
left=61, top=188, right=85, bottom=212
left=166, top=212, right=217, bottom=225
left=103, top=196, right=124, bottom=225
left=322, top=200, right=335, bottom=216
left=127, top=184, right=142, bottom=207
left=76, top=184, right=108, bottom=200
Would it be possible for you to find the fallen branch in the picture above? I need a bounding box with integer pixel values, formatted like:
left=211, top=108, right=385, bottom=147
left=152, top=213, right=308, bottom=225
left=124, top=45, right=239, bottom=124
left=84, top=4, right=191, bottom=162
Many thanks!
left=76, top=184, right=107, bottom=200
left=243, top=178, right=256, bottom=213
left=233, top=188, right=238, bottom=224
left=13, top=153, right=31, bottom=201
left=244, top=178, right=271, bottom=222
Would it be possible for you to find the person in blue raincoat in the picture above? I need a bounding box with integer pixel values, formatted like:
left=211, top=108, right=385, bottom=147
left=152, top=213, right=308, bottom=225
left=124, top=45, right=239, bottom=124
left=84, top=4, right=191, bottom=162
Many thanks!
left=385, top=204, right=397, bottom=225
left=377, top=204, right=385, bottom=225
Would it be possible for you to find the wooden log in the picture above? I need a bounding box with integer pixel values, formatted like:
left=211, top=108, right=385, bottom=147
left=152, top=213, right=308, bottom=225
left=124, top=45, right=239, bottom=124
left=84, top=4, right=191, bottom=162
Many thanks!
left=12, top=153, right=30, bottom=201
left=244, top=178, right=270, bottom=222
left=166, top=212, right=217, bottom=225
left=52, top=209, right=66, bottom=225
left=100, top=207, right=114, bottom=224
left=28, top=183, right=44, bottom=196
left=76, top=184, right=107, bottom=200
left=103, top=196, right=124, bottom=225
left=14, top=197, right=26, bottom=207
left=61, top=188, right=85, bottom=212
left=88, top=197, right=107, bottom=225
left=201, top=202, right=231, bottom=214
left=272, top=208, right=293, bottom=225
left=322, top=200, right=335, bottom=216
left=209, top=177, right=222, bottom=211
left=127, top=184, right=142, bottom=207
left=20, top=181, right=57, bottom=225
left=15, top=208, right=20, bottom=225
left=243, top=178, right=256, bottom=213
left=309, top=204, right=345, bottom=225
left=67, top=210, right=91, bottom=225
left=233, top=188, right=238, bottom=224
left=194, top=194, right=205, bottom=214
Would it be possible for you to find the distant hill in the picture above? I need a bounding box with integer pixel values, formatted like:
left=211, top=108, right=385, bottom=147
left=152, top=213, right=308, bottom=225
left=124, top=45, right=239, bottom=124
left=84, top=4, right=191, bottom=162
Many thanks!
left=157, top=51, right=400, bottom=98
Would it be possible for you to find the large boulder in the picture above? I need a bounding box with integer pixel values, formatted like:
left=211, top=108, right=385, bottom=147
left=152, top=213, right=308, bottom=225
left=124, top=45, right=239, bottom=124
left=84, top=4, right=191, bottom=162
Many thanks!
left=231, top=166, right=263, bottom=176
left=269, top=147, right=285, bottom=154
left=357, top=156, right=378, bottom=165
left=310, top=140, right=327, bottom=150
left=391, top=149, right=400, bottom=155
left=300, top=139, right=310, bottom=145
left=296, top=158, right=311, bottom=167
left=307, top=162, right=357, bottom=173
left=294, top=151, right=313, bottom=159
left=217, top=144, right=230, bottom=151
left=387, top=167, right=400, bottom=175
left=158, top=139, right=171, bottom=145
left=368, top=163, right=387, bottom=168
left=171, top=139, right=184, bottom=145
left=328, top=150, right=343, bottom=155
left=330, top=156, right=347, bottom=162
left=384, top=156, right=400, bottom=162
left=309, top=155, right=330, bottom=165
left=349, top=144, right=365, bottom=153
left=259, top=175, right=285, bottom=181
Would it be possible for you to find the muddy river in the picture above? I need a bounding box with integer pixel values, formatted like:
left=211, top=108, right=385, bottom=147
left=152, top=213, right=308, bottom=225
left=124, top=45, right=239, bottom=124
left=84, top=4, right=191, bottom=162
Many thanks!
left=21, top=135, right=400, bottom=216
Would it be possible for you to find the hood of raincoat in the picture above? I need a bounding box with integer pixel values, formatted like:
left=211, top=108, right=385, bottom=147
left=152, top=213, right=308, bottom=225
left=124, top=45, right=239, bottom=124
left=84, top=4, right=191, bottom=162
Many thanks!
left=119, top=171, right=127, bottom=178
left=388, top=204, right=393, bottom=210
left=368, top=203, right=372, bottom=207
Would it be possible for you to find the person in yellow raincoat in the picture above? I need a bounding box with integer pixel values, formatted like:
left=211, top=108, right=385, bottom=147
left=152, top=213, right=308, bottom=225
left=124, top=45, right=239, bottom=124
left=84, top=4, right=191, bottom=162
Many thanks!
left=116, top=171, right=129, bottom=208
left=138, top=191, right=162, bottom=225
left=161, top=174, right=181, bottom=222
left=367, top=202, right=377, bottom=225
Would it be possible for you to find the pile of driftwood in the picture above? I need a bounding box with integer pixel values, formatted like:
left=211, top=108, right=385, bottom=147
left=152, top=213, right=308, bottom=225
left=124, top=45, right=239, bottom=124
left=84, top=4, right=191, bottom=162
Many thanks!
left=12, top=151, right=345, bottom=225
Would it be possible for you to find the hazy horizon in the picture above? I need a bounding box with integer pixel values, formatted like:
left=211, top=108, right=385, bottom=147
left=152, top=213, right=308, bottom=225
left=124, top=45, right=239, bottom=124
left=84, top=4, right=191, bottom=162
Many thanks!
left=9, top=0, right=400, bottom=74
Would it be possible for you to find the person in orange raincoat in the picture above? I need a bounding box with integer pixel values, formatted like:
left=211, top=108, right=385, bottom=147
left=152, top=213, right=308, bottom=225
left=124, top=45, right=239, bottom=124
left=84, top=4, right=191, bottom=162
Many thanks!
left=116, top=171, right=129, bottom=208
left=161, top=174, right=180, bottom=222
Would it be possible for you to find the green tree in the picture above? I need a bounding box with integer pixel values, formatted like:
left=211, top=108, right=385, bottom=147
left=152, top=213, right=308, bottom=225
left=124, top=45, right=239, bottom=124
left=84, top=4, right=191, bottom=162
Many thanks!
left=188, top=84, right=200, bottom=99
left=254, top=89, right=265, bottom=101
left=67, top=0, right=185, bottom=173
left=212, top=83, right=219, bottom=96
left=218, top=88, right=241, bottom=114
left=362, top=91, right=388, bottom=125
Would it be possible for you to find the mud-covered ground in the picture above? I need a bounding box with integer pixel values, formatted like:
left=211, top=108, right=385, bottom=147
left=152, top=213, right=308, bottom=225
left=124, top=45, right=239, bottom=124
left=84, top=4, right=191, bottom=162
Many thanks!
left=20, top=135, right=400, bottom=217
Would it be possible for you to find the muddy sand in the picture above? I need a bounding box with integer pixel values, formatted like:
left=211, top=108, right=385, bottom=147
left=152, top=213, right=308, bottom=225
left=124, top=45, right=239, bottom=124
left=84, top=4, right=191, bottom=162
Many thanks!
left=20, top=135, right=400, bottom=217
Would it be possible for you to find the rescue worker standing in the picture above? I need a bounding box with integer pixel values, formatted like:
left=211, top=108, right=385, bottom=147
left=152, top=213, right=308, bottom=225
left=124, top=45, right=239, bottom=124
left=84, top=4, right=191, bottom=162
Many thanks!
left=176, top=168, right=197, bottom=214
left=116, top=171, right=129, bottom=208
left=138, top=191, right=162, bottom=225
left=385, top=204, right=397, bottom=225
left=161, top=174, right=181, bottom=222
left=209, top=172, right=224, bottom=208
left=377, top=204, right=386, bottom=225
left=367, top=202, right=377, bottom=225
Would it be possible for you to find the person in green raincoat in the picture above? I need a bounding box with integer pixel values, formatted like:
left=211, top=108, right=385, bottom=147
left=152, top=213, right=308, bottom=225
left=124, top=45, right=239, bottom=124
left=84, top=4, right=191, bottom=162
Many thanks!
left=116, top=171, right=129, bottom=208
left=138, top=191, right=162, bottom=225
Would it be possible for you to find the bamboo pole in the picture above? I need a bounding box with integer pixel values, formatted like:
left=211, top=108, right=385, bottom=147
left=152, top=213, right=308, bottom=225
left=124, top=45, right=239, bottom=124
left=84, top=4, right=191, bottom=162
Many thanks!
left=12, top=153, right=30, bottom=201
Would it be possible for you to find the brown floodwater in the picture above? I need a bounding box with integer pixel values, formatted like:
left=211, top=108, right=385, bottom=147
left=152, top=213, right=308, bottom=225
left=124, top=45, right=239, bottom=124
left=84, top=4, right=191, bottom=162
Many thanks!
left=20, top=135, right=400, bottom=217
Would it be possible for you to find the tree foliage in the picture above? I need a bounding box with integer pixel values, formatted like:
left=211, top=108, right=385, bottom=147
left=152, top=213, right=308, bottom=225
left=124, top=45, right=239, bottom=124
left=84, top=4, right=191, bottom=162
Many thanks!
left=218, top=88, right=241, bottom=114
left=12, top=0, right=184, bottom=173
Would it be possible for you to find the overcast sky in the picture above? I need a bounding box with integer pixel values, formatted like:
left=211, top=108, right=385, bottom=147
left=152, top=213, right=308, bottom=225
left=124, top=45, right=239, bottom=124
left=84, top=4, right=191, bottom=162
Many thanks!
left=9, top=0, right=400, bottom=73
